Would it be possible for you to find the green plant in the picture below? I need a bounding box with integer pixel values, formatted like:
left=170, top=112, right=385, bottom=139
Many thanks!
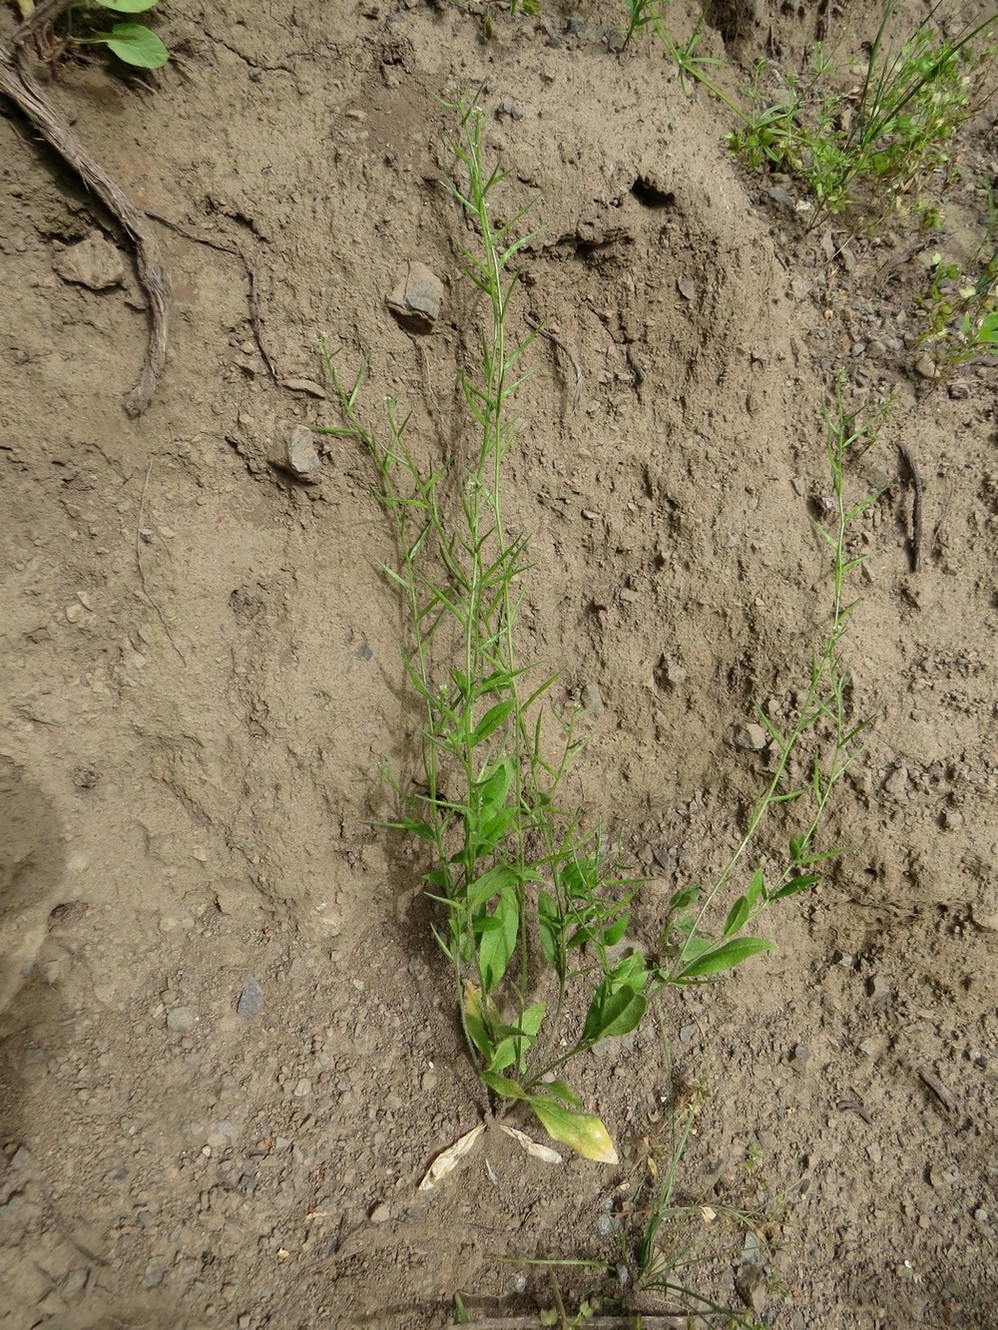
left=917, top=239, right=998, bottom=370
left=63, top=0, right=168, bottom=70
left=321, top=95, right=635, bottom=1162
left=623, top=1102, right=772, bottom=1328
left=475, top=0, right=540, bottom=40
left=728, top=3, right=997, bottom=224
left=519, top=1086, right=778, bottom=1326
left=623, top=0, right=745, bottom=112
left=320, top=99, right=883, bottom=1163
left=629, top=0, right=996, bottom=226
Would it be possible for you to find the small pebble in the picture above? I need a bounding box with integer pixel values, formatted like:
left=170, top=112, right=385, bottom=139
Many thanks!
left=733, top=723, right=768, bottom=751
left=236, top=975, right=265, bottom=1019
left=166, top=1007, right=196, bottom=1032
left=285, top=427, right=322, bottom=484
left=580, top=681, right=604, bottom=716
left=369, top=1202, right=391, bottom=1224
left=10, top=1144, right=32, bottom=1169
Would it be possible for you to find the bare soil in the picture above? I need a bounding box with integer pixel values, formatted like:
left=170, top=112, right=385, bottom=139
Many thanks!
left=1, top=2, right=996, bottom=1328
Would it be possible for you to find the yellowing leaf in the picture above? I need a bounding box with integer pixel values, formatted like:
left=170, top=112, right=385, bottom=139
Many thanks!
left=463, top=980, right=501, bottom=1026
left=498, top=1123, right=562, bottom=1165
left=418, top=1124, right=484, bottom=1191
left=528, top=1098, right=618, bottom=1164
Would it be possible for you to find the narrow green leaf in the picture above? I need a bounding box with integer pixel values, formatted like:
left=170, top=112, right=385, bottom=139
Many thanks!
left=477, top=758, right=513, bottom=814
left=528, top=1098, right=618, bottom=1164
left=677, top=936, right=776, bottom=980
left=602, top=915, right=630, bottom=947
left=769, top=872, right=821, bottom=901
left=668, top=886, right=700, bottom=911
left=723, top=894, right=750, bottom=937
left=487, top=1037, right=517, bottom=1073
left=453, top=1291, right=470, bottom=1324
left=607, top=950, right=647, bottom=991
left=538, top=890, right=560, bottom=969
left=471, top=698, right=515, bottom=746
left=392, top=816, right=436, bottom=842
left=465, top=1011, right=493, bottom=1059
left=466, top=864, right=519, bottom=913
left=95, top=0, right=157, bottom=10
left=518, top=1001, right=546, bottom=1041
left=746, top=865, right=765, bottom=907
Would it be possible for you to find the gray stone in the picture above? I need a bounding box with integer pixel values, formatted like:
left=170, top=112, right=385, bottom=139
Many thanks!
left=236, top=975, right=265, bottom=1019
left=971, top=890, right=998, bottom=932
left=735, top=1262, right=767, bottom=1313
left=284, top=428, right=322, bottom=484
left=580, top=681, right=604, bottom=716
left=733, top=723, right=768, bottom=751
left=166, top=1006, right=196, bottom=1032
left=54, top=232, right=125, bottom=290
left=387, top=261, right=444, bottom=332
left=9, top=1144, right=32, bottom=1169
left=280, top=377, right=327, bottom=398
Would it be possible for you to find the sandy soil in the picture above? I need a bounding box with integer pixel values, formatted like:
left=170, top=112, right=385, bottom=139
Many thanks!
left=1, top=1, right=996, bottom=1327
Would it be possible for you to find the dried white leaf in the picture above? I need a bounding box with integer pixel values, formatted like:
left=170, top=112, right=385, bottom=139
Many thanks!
left=485, top=1156, right=499, bottom=1186
left=700, top=1205, right=717, bottom=1222
left=499, top=1123, right=563, bottom=1165
left=418, top=1125, right=485, bottom=1191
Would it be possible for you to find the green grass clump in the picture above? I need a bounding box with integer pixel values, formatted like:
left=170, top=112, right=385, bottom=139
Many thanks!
left=625, top=0, right=996, bottom=228
left=731, top=5, right=996, bottom=225
left=320, top=97, right=884, bottom=1163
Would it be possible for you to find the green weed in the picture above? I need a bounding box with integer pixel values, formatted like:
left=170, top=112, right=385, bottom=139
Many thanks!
left=731, top=4, right=996, bottom=224
left=320, top=98, right=884, bottom=1163
left=321, top=95, right=636, bottom=1162
left=623, top=0, right=745, bottom=112
left=917, top=234, right=998, bottom=371
left=44, top=0, right=169, bottom=71
left=628, top=0, right=996, bottom=227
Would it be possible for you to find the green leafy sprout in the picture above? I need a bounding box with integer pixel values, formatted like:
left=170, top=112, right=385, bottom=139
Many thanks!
left=66, top=0, right=169, bottom=70
left=318, top=96, right=885, bottom=1162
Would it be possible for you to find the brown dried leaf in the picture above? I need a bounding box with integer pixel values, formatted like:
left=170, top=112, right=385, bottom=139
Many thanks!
left=418, top=1124, right=485, bottom=1191
left=499, top=1123, right=563, bottom=1165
